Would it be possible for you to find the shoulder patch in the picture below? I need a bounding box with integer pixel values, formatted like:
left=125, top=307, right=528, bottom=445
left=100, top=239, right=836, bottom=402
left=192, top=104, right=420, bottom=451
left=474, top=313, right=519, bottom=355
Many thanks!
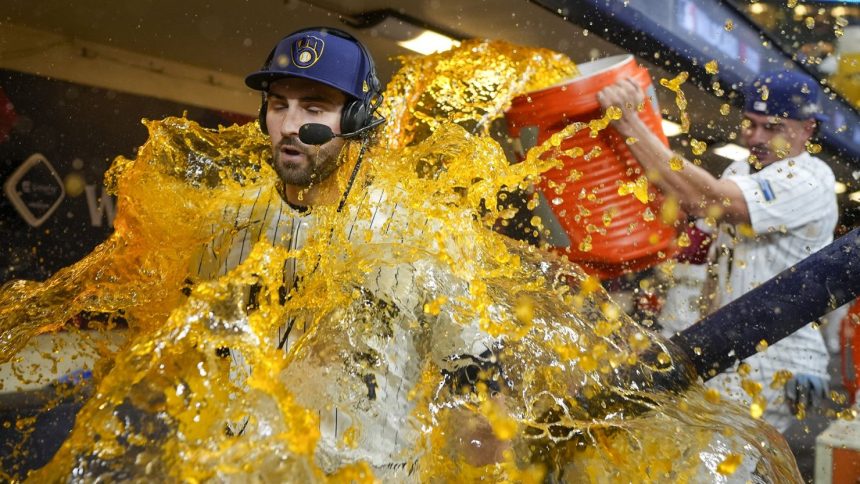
left=757, top=179, right=775, bottom=202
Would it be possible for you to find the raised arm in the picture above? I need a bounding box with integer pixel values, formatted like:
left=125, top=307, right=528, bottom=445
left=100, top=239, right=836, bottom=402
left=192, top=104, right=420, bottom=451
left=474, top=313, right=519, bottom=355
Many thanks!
left=596, top=78, right=750, bottom=225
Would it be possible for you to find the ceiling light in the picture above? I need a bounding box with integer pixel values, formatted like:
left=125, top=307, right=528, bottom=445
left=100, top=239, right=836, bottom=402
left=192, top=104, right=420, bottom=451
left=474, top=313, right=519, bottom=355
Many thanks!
left=749, top=3, right=767, bottom=15
left=398, top=30, right=460, bottom=55
left=347, top=9, right=462, bottom=56
left=661, top=119, right=683, bottom=137
left=712, top=143, right=750, bottom=160
left=850, top=191, right=860, bottom=203
left=831, top=6, right=848, bottom=17
left=835, top=181, right=847, bottom=194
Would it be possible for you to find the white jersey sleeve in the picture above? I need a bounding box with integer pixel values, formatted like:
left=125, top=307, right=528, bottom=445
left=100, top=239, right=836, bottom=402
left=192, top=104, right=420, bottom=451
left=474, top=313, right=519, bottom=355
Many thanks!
left=725, top=153, right=836, bottom=237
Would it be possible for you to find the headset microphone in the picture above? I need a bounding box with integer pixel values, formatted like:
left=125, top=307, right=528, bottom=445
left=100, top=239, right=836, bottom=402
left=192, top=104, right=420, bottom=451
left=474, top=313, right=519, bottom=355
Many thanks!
left=298, top=117, right=386, bottom=145
left=298, top=124, right=337, bottom=145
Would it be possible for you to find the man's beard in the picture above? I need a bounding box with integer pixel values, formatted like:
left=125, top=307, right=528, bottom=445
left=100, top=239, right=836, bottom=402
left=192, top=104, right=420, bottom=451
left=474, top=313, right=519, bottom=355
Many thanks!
left=271, top=136, right=343, bottom=187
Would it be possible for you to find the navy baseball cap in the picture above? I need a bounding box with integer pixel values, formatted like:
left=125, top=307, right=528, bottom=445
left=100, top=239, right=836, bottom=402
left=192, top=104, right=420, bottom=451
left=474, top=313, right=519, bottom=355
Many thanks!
left=743, top=70, right=827, bottom=121
left=245, top=28, right=373, bottom=101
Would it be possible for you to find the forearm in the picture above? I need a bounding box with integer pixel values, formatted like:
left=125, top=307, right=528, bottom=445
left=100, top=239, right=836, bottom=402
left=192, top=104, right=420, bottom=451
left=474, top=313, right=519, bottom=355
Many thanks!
left=621, top=118, right=750, bottom=224
left=597, top=78, right=750, bottom=225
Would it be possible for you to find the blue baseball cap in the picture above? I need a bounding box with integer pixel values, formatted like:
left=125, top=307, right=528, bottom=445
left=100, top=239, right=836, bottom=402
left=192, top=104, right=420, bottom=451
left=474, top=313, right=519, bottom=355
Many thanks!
left=743, top=70, right=827, bottom=121
left=245, top=28, right=373, bottom=101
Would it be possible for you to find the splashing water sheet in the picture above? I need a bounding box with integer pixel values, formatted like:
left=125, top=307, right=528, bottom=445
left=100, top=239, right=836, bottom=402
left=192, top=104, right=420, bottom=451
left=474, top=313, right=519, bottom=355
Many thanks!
left=0, top=40, right=800, bottom=482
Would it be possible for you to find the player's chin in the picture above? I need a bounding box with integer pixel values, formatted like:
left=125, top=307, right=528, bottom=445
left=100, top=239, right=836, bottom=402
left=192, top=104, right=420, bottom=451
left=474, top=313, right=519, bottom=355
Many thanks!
left=273, top=163, right=313, bottom=186
left=275, top=154, right=309, bottom=174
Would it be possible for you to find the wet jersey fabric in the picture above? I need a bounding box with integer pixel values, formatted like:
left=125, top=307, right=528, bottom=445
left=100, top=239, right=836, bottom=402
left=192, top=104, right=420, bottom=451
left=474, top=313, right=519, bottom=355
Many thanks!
left=191, top=185, right=498, bottom=477
left=706, top=152, right=837, bottom=432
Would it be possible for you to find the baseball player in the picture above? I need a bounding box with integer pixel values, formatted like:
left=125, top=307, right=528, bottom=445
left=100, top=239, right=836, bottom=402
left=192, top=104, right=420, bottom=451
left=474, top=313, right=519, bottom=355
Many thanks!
left=191, top=27, right=505, bottom=478
left=597, top=69, right=837, bottom=432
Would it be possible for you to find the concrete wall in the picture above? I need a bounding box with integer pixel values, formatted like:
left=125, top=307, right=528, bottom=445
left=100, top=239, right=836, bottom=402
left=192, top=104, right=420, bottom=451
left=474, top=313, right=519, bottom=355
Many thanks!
left=0, top=23, right=258, bottom=115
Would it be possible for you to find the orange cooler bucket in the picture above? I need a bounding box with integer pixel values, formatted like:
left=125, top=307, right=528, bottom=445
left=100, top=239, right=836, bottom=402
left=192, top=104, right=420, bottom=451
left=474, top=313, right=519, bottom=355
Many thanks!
left=505, top=55, right=678, bottom=279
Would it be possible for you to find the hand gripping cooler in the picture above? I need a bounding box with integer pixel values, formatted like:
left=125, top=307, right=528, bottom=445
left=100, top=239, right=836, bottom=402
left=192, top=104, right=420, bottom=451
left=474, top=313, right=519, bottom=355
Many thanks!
left=505, top=55, right=679, bottom=279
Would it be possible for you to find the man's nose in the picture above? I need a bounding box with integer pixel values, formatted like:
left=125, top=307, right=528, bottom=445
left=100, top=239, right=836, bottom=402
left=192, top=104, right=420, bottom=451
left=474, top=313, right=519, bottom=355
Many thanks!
left=745, top=125, right=766, bottom=144
left=278, top=110, right=303, bottom=136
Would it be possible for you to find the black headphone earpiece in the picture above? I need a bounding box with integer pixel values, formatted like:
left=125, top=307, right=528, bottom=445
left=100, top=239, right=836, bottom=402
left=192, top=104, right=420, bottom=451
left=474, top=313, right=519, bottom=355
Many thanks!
left=255, top=27, right=382, bottom=138
left=341, top=99, right=369, bottom=134
left=256, top=44, right=279, bottom=135
left=327, top=27, right=382, bottom=136
left=258, top=94, right=269, bottom=135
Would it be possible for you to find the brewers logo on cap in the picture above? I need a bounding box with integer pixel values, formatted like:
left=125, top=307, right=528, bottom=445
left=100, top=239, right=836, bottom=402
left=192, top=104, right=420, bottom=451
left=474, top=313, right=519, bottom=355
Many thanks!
left=292, top=35, right=324, bottom=68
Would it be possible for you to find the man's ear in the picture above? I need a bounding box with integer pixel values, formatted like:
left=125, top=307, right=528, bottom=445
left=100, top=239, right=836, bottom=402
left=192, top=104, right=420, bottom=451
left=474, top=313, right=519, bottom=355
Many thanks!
left=803, top=118, right=817, bottom=138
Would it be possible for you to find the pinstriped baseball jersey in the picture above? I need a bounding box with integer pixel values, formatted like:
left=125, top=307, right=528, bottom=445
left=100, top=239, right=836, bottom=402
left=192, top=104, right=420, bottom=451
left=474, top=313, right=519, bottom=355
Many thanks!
left=705, top=151, right=837, bottom=432
left=191, top=184, right=498, bottom=476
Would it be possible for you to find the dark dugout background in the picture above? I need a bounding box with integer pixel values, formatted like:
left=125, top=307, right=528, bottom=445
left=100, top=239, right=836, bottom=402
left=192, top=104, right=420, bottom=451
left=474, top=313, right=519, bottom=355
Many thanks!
left=0, top=69, right=253, bottom=479
left=0, top=68, right=253, bottom=283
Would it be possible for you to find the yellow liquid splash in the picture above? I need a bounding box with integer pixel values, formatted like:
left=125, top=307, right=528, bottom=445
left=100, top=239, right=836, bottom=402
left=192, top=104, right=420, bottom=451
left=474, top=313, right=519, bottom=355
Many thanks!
left=0, top=40, right=800, bottom=482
